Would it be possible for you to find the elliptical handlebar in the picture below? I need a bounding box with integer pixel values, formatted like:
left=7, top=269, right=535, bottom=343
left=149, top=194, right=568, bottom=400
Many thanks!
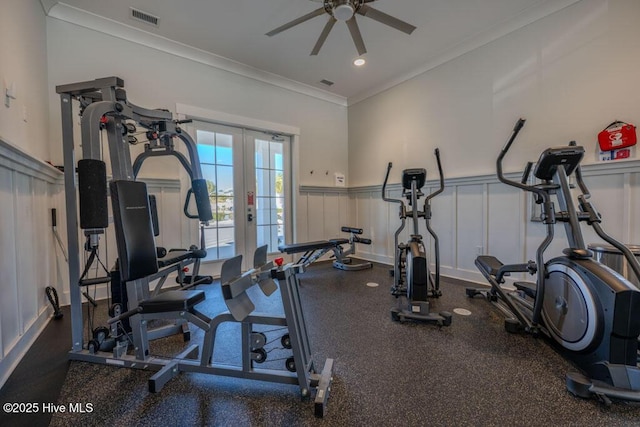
left=569, top=140, right=591, bottom=200
left=496, top=118, right=548, bottom=201
left=382, top=162, right=403, bottom=205
left=426, top=148, right=445, bottom=202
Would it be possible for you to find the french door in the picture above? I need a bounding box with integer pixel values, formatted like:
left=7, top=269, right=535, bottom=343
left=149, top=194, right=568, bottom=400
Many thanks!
left=192, top=121, right=291, bottom=269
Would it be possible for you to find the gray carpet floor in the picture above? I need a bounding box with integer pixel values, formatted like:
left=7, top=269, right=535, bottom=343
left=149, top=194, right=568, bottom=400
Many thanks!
left=8, top=261, right=640, bottom=426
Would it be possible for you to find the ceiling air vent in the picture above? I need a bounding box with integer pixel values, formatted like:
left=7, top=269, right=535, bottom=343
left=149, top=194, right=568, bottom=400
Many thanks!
left=130, top=8, right=159, bottom=26
left=319, top=79, right=334, bottom=87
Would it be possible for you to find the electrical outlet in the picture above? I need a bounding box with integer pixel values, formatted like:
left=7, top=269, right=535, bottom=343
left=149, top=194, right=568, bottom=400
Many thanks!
left=476, top=246, right=483, bottom=255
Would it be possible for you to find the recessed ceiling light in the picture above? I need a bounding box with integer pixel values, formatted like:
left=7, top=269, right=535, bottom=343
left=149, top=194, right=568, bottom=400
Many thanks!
left=353, top=58, right=366, bottom=67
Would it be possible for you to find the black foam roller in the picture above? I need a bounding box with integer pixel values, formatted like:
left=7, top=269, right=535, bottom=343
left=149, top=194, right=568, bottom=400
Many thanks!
left=192, top=179, right=213, bottom=222
left=78, top=159, right=108, bottom=229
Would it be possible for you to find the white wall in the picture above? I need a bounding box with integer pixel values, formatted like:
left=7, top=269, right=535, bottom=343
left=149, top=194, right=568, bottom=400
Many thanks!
left=45, top=13, right=350, bottom=278
left=0, top=0, right=50, bottom=160
left=45, top=16, right=349, bottom=188
left=337, top=0, right=640, bottom=284
left=348, top=0, right=640, bottom=186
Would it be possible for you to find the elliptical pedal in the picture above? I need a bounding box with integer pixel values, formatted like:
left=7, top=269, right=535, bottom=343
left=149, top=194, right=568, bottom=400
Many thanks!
left=513, top=281, right=536, bottom=299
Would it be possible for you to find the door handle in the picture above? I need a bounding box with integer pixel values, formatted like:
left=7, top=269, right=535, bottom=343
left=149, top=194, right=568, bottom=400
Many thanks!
left=247, top=213, right=253, bottom=222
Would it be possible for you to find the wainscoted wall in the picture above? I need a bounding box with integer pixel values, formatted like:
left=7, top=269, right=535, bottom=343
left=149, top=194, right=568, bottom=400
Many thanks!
left=0, top=136, right=186, bottom=387
left=0, top=138, right=63, bottom=388
left=299, top=159, right=640, bottom=286
left=296, top=187, right=350, bottom=243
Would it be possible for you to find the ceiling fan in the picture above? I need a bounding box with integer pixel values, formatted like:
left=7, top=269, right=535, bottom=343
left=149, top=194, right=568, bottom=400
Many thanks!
left=266, top=0, right=416, bottom=56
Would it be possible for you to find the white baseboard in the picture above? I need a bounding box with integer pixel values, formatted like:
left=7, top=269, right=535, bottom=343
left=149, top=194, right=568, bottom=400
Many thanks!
left=0, top=307, right=53, bottom=390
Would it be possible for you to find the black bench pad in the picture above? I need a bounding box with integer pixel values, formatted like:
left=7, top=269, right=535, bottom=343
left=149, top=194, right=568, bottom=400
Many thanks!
left=139, top=290, right=205, bottom=313
left=279, top=240, right=336, bottom=254
left=328, top=238, right=349, bottom=245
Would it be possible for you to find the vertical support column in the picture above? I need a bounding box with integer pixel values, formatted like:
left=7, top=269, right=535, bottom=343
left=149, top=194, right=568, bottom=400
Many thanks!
left=242, top=321, right=252, bottom=372
left=275, top=266, right=313, bottom=390
left=130, top=313, right=149, bottom=360
left=59, top=93, right=83, bottom=352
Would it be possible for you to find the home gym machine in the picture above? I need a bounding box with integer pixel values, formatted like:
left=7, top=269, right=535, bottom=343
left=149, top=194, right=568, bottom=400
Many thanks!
left=381, top=149, right=452, bottom=325
left=56, top=77, right=333, bottom=416
left=57, top=76, right=212, bottom=352
left=469, top=118, right=640, bottom=404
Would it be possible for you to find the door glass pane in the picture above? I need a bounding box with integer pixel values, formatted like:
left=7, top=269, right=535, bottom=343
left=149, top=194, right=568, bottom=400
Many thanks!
left=256, top=196, right=270, bottom=224
left=255, top=138, right=286, bottom=251
left=256, top=169, right=272, bottom=196
left=196, top=130, right=235, bottom=260
left=216, top=133, right=233, bottom=165
left=270, top=141, right=283, bottom=170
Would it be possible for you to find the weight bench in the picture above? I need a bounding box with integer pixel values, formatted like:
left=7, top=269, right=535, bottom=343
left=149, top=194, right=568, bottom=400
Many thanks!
left=279, top=226, right=372, bottom=271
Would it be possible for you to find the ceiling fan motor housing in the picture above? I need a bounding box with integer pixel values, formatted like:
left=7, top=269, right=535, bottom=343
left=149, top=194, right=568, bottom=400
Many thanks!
left=327, top=0, right=362, bottom=21
left=334, top=1, right=354, bottom=20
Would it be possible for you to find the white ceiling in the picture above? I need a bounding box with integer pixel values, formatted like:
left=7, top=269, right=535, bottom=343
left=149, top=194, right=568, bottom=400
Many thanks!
left=44, top=0, right=581, bottom=103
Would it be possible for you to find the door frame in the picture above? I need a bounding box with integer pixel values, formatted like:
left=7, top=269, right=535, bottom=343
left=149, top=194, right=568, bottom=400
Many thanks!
left=176, top=103, right=299, bottom=270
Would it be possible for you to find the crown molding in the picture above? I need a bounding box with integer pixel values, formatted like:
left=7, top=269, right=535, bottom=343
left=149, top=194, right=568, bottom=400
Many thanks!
left=39, top=0, right=57, bottom=14
left=46, top=2, right=348, bottom=107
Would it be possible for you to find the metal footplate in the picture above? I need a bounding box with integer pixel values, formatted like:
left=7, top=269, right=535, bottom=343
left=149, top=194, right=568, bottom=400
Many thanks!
left=566, top=370, right=640, bottom=405
left=391, top=305, right=452, bottom=326
left=311, top=358, right=335, bottom=418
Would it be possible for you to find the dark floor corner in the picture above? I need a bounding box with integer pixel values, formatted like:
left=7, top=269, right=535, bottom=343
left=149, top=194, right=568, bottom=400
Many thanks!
left=0, top=305, right=71, bottom=427
left=3, top=262, right=640, bottom=426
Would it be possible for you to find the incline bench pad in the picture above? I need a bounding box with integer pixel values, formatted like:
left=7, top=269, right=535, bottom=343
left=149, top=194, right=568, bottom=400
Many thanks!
left=279, top=239, right=349, bottom=254
left=110, top=180, right=158, bottom=282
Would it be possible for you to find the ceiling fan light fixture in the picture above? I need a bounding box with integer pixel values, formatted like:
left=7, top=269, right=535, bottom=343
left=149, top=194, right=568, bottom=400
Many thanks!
left=333, top=1, right=355, bottom=21
left=266, top=0, right=415, bottom=56
left=353, top=58, right=366, bottom=66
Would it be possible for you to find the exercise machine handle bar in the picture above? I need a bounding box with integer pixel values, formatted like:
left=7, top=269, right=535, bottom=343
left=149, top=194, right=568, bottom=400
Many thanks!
left=495, top=118, right=555, bottom=327
left=425, top=148, right=444, bottom=203
left=382, top=162, right=403, bottom=206
left=382, top=149, right=444, bottom=206
left=496, top=119, right=549, bottom=204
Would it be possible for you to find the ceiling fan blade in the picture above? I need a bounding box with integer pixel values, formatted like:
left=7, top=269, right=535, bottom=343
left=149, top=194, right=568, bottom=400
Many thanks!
left=357, top=5, right=416, bottom=35
left=265, top=7, right=326, bottom=37
left=311, top=17, right=337, bottom=56
left=346, top=16, right=367, bottom=56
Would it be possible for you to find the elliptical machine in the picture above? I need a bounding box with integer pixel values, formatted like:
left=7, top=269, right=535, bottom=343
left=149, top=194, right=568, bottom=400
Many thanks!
left=469, top=118, right=640, bottom=404
left=382, top=149, right=452, bottom=326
